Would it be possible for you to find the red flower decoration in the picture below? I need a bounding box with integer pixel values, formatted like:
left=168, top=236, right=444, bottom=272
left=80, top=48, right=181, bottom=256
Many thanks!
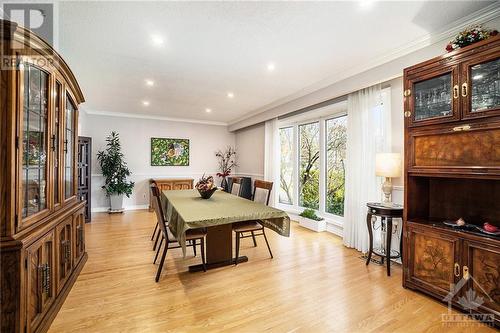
left=445, top=44, right=454, bottom=52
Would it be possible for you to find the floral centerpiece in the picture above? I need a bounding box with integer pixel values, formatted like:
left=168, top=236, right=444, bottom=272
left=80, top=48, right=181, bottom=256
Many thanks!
left=215, top=146, right=237, bottom=191
left=446, top=24, right=498, bottom=52
left=195, top=174, right=217, bottom=199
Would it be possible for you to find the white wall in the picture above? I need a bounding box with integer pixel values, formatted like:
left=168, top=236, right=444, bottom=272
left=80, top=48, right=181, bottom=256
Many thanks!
left=81, top=113, right=235, bottom=211
left=234, top=123, right=265, bottom=179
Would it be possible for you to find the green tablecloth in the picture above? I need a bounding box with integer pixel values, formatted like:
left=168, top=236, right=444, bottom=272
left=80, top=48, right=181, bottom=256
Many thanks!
left=161, top=189, right=290, bottom=255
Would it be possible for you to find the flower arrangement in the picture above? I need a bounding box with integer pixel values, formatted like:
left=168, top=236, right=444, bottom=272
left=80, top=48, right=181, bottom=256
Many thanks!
left=195, top=174, right=217, bottom=199
left=215, top=146, right=237, bottom=178
left=446, top=24, right=498, bottom=52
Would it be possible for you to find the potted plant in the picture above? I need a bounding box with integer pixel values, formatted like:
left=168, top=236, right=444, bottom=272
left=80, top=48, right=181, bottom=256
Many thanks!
left=296, top=208, right=326, bottom=232
left=215, top=146, right=237, bottom=191
left=97, top=131, right=134, bottom=212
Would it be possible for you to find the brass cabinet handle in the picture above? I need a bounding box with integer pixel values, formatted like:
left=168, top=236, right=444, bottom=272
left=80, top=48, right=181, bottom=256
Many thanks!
left=452, top=124, right=471, bottom=132
left=463, top=265, right=470, bottom=280
left=454, top=263, right=460, bottom=277
left=462, top=83, right=468, bottom=97
left=453, top=85, right=459, bottom=99
left=404, top=111, right=411, bottom=118
left=403, top=89, right=411, bottom=97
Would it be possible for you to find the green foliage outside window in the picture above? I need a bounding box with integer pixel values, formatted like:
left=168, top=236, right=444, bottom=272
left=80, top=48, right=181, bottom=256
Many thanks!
left=280, top=115, right=347, bottom=216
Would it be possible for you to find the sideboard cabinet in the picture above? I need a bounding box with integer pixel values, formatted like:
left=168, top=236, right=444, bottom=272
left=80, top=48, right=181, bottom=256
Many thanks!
left=148, top=178, right=193, bottom=210
left=1, top=20, right=87, bottom=333
left=403, top=36, right=500, bottom=326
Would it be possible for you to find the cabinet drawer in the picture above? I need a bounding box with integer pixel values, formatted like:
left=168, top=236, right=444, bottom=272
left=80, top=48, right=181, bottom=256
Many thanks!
left=408, top=122, right=500, bottom=173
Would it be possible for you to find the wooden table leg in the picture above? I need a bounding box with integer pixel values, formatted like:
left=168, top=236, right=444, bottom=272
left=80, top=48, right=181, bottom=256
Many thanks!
left=386, top=217, right=392, bottom=276
left=188, top=223, right=248, bottom=272
left=366, top=212, right=373, bottom=266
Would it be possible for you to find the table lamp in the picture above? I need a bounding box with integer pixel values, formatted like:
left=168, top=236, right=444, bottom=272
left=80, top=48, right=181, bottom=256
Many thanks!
left=375, top=153, right=401, bottom=205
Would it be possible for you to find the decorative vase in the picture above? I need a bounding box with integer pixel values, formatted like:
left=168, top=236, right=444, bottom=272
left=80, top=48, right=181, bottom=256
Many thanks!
left=110, top=194, right=124, bottom=211
left=198, top=187, right=217, bottom=199
left=221, top=177, right=228, bottom=192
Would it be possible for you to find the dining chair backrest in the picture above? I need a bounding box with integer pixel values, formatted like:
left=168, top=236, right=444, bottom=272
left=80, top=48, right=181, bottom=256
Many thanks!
left=150, top=184, right=171, bottom=243
left=230, top=177, right=243, bottom=197
left=252, top=180, right=273, bottom=206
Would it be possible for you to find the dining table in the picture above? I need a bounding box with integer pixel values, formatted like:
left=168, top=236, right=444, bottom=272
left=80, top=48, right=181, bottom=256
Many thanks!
left=161, top=189, right=290, bottom=271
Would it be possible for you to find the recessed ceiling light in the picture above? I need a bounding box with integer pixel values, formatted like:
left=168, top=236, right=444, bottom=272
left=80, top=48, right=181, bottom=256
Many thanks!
left=142, top=101, right=150, bottom=106
left=151, top=34, right=164, bottom=46
left=205, top=108, right=212, bottom=113
left=473, top=74, right=483, bottom=80
left=227, top=92, right=234, bottom=98
left=145, top=79, right=155, bottom=86
left=267, top=63, right=275, bottom=71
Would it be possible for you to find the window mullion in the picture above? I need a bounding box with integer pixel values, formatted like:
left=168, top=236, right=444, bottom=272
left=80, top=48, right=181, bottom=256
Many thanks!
left=319, top=118, right=326, bottom=215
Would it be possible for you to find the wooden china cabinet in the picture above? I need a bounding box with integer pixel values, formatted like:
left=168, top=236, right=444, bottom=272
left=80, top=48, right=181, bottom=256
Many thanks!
left=0, top=20, right=87, bottom=333
left=403, top=36, right=500, bottom=325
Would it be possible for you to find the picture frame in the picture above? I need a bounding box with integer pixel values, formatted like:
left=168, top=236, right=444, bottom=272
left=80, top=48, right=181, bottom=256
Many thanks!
left=150, top=137, right=190, bottom=166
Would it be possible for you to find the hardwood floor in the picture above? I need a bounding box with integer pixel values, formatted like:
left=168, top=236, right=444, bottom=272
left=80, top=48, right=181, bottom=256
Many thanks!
left=48, top=210, right=494, bottom=333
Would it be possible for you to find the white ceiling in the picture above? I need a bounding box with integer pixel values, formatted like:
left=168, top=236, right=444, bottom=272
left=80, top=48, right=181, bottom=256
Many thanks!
left=56, top=1, right=494, bottom=124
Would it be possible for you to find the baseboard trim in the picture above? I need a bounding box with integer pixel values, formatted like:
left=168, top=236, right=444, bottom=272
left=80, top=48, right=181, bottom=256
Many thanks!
left=91, top=204, right=149, bottom=213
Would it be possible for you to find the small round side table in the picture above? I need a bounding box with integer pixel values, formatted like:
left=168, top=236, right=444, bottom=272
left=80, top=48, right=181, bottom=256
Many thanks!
left=365, top=202, right=404, bottom=276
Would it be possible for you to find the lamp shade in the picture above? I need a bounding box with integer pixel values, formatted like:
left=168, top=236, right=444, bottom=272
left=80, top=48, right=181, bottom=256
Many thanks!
left=375, top=153, right=401, bottom=177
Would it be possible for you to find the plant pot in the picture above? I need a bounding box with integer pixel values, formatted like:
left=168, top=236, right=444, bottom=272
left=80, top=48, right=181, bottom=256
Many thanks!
left=110, top=194, right=124, bottom=211
left=198, top=187, right=217, bottom=199
left=296, top=215, right=326, bottom=232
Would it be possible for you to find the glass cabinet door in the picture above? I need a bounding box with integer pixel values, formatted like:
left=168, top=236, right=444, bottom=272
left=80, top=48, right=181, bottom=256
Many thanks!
left=64, top=94, right=76, bottom=200
left=462, top=55, right=500, bottom=118
left=408, top=66, right=461, bottom=126
left=21, top=64, right=49, bottom=219
left=53, top=81, right=62, bottom=207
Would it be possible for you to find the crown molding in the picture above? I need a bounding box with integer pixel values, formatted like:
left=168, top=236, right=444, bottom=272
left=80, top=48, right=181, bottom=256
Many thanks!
left=229, top=3, right=500, bottom=127
left=82, top=108, right=228, bottom=127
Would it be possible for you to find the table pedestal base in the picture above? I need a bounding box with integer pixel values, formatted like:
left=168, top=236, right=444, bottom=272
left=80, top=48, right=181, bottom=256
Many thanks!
left=188, top=256, right=248, bottom=272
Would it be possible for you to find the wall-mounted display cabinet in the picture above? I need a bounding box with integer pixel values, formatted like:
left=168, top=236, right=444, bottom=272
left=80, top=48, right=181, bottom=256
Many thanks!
left=403, top=36, right=500, bottom=327
left=1, top=19, right=87, bottom=333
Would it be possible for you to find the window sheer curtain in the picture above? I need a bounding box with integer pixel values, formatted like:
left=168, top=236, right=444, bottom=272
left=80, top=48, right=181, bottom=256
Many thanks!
left=343, top=84, right=390, bottom=253
left=264, top=118, right=280, bottom=207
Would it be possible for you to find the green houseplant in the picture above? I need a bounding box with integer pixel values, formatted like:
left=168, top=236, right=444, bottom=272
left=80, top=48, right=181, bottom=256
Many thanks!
left=97, top=132, right=134, bottom=211
left=297, top=208, right=326, bottom=232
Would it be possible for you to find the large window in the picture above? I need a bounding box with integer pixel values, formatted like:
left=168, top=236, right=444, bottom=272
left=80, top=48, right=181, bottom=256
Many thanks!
left=299, top=122, right=320, bottom=209
left=278, top=110, right=347, bottom=219
left=326, top=116, right=347, bottom=216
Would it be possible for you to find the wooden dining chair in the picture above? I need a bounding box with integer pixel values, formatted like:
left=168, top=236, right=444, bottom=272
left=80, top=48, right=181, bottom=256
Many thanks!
left=150, top=185, right=207, bottom=281
left=230, top=177, right=243, bottom=196
left=233, top=180, right=274, bottom=264
left=150, top=180, right=161, bottom=250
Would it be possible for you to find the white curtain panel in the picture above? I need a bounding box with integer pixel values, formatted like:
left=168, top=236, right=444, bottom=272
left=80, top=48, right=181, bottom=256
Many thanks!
left=264, top=118, right=280, bottom=207
left=343, top=84, right=390, bottom=253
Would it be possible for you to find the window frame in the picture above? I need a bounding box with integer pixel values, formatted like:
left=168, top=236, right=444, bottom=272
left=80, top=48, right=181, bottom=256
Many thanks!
left=277, top=104, right=347, bottom=224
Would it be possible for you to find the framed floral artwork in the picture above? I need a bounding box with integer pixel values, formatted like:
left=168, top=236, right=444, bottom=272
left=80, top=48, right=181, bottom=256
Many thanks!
left=151, top=138, right=190, bottom=166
